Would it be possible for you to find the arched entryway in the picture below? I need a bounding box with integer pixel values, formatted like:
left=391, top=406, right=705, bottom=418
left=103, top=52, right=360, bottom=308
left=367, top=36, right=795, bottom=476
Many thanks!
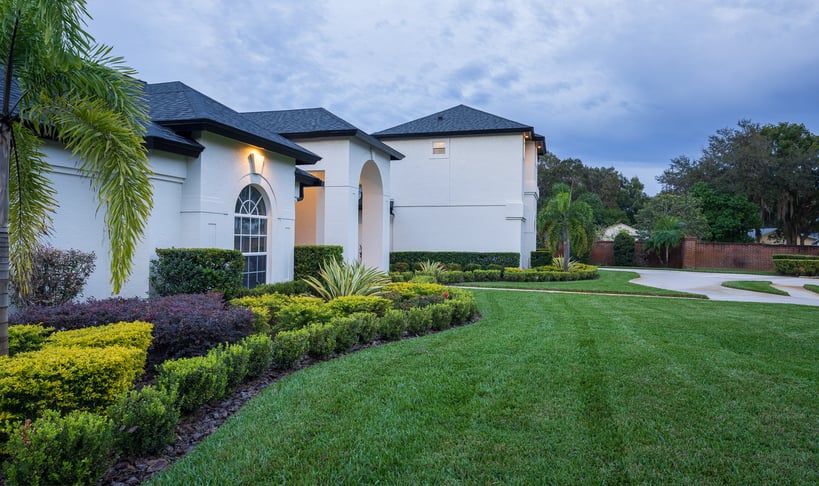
left=358, top=160, right=385, bottom=269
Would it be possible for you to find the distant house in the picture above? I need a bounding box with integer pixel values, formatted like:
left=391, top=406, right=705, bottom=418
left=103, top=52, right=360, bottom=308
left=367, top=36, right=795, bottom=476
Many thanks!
left=599, top=223, right=638, bottom=241
left=751, top=228, right=819, bottom=246
left=373, top=105, right=545, bottom=267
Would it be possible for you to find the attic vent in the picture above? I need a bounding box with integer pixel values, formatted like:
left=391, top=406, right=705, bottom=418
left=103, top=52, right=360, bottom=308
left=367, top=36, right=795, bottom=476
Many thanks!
left=437, top=115, right=443, bottom=120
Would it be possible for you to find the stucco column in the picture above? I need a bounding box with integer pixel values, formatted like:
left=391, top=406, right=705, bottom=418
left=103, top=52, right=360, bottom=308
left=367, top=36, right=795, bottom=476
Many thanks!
left=322, top=184, right=359, bottom=262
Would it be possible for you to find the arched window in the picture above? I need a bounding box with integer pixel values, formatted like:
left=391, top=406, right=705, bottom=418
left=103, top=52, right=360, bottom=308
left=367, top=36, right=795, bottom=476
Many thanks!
left=234, top=185, right=267, bottom=288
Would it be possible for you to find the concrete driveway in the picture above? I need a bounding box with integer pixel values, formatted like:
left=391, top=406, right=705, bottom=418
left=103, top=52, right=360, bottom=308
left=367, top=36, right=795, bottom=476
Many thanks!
left=608, top=268, right=819, bottom=307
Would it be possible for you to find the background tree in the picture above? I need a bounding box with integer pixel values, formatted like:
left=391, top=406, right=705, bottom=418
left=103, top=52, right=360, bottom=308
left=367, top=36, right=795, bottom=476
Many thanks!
left=612, top=230, right=636, bottom=266
left=537, top=150, right=646, bottom=224
left=537, top=183, right=595, bottom=271
left=689, top=183, right=760, bottom=242
left=657, top=120, right=819, bottom=245
left=635, top=193, right=709, bottom=239
left=759, top=122, right=819, bottom=245
left=644, top=216, right=686, bottom=266
left=0, top=0, right=152, bottom=355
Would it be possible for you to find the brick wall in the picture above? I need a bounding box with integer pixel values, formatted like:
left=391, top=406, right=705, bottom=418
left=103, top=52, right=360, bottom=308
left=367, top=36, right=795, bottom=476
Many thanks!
left=591, top=239, right=819, bottom=271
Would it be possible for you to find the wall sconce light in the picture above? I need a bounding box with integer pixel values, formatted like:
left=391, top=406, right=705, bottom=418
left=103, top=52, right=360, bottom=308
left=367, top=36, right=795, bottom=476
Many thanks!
left=248, top=153, right=265, bottom=174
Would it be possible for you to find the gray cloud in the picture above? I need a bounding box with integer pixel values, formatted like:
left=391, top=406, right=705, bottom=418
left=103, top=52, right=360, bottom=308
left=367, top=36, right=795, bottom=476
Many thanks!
left=86, top=0, right=819, bottom=194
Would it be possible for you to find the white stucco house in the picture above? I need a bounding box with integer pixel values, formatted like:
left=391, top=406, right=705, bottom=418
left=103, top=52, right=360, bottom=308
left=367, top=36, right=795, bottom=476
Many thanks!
left=20, top=80, right=545, bottom=298
left=44, top=81, right=324, bottom=296
left=373, top=105, right=544, bottom=268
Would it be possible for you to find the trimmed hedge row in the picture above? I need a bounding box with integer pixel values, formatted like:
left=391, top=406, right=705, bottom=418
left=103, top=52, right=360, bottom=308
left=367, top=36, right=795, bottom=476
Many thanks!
left=150, top=248, right=244, bottom=299
left=10, top=293, right=254, bottom=370
left=0, top=322, right=152, bottom=421
left=390, top=252, right=520, bottom=269
left=772, top=254, right=819, bottom=260
left=503, top=266, right=599, bottom=282
left=2, top=283, right=481, bottom=485
left=530, top=250, right=553, bottom=267
left=2, top=332, right=278, bottom=485
left=294, top=245, right=343, bottom=280
left=773, top=259, right=819, bottom=276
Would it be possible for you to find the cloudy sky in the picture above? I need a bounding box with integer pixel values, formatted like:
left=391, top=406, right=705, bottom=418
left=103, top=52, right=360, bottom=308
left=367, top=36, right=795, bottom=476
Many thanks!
left=85, top=0, right=819, bottom=194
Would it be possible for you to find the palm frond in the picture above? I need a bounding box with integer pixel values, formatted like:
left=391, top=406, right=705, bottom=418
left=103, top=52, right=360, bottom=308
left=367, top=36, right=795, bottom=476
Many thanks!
left=8, top=121, right=56, bottom=296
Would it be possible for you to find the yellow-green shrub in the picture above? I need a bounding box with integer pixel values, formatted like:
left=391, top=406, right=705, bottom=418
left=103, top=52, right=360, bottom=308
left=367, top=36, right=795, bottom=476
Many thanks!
left=240, top=333, right=275, bottom=378
left=330, top=316, right=359, bottom=353
left=0, top=345, right=147, bottom=419
left=230, top=293, right=293, bottom=333
left=8, top=324, right=54, bottom=355
left=275, top=296, right=334, bottom=333
left=306, top=322, right=336, bottom=360
left=429, top=303, right=455, bottom=331
left=156, top=353, right=228, bottom=414
left=45, top=321, right=153, bottom=351
left=405, top=306, right=433, bottom=335
left=350, top=312, right=379, bottom=344
left=379, top=310, right=407, bottom=341
left=2, top=409, right=116, bottom=486
left=108, top=385, right=180, bottom=457
left=383, top=282, right=447, bottom=298
left=272, top=328, right=309, bottom=369
left=326, top=295, right=392, bottom=317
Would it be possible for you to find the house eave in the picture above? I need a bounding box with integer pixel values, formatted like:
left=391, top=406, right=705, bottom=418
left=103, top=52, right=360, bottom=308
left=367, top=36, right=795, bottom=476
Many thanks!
left=157, top=119, right=322, bottom=165
left=373, top=126, right=534, bottom=140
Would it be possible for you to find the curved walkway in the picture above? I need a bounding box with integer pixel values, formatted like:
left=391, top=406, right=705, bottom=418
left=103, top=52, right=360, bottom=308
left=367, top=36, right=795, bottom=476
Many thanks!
left=607, top=268, right=819, bottom=307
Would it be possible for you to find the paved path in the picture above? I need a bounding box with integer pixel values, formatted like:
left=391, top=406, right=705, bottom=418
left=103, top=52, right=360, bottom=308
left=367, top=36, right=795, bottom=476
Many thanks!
left=607, top=268, right=819, bottom=307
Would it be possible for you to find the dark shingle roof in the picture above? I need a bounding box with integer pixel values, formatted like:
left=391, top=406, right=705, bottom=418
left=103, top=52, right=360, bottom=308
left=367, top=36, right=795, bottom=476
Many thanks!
left=0, top=67, right=204, bottom=157
left=295, top=167, right=323, bottom=187
left=373, top=104, right=534, bottom=139
left=245, top=108, right=357, bottom=134
left=244, top=108, right=403, bottom=160
left=145, top=123, right=204, bottom=157
left=146, top=82, right=320, bottom=165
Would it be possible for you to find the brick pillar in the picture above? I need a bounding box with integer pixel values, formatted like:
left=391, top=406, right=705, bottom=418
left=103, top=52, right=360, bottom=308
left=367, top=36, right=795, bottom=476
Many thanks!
left=681, top=236, right=697, bottom=269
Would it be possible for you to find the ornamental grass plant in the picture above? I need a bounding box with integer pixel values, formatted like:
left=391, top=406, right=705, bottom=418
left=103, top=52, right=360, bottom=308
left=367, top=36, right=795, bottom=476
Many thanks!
left=304, top=259, right=391, bottom=300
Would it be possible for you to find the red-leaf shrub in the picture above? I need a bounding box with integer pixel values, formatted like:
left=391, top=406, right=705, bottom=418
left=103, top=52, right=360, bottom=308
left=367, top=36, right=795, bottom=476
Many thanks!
left=10, top=293, right=254, bottom=370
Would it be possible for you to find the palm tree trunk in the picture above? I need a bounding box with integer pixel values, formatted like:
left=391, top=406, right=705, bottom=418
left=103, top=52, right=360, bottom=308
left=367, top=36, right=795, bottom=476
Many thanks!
left=562, top=223, right=570, bottom=272
left=0, top=121, right=10, bottom=355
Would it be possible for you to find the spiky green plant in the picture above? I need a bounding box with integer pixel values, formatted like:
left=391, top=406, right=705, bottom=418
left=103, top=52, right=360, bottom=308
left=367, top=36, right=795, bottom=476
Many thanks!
left=551, top=256, right=579, bottom=272
left=303, top=259, right=391, bottom=301
left=418, top=260, right=445, bottom=275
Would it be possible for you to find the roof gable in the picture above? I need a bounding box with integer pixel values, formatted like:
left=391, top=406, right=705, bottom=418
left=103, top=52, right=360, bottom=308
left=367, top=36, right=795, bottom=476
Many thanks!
left=244, top=108, right=357, bottom=134
left=145, top=82, right=320, bottom=164
left=373, top=104, right=533, bottom=139
left=245, top=108, right=404, bottom=160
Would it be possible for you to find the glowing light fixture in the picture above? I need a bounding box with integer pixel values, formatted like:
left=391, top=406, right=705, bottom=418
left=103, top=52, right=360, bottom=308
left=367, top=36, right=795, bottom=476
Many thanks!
left=248, top=152, right=265, bottom=174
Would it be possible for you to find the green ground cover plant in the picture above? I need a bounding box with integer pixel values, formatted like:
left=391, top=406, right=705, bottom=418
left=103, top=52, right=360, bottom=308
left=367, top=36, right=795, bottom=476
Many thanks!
left=148, top=291, right=818, bottom=485
left=463, top=270, right=706, bottom=298
left=721, top=280, right=789, bottom=296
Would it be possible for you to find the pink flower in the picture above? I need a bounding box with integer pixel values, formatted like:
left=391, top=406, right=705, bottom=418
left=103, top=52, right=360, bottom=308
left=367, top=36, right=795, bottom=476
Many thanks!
left=443, top=292, right=450, bottom=300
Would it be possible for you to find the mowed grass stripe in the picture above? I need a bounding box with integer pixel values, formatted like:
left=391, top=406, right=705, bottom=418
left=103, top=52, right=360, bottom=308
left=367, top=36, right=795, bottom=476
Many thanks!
left=149, top=291, right=819, bottom=485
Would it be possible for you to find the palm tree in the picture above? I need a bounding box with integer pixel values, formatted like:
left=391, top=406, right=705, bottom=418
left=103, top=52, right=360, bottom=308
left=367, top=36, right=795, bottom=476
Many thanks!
left=537, top=183, right=595, bottom=271
left=645, top=216, right=686, bottom=266
left=0, top=0, right=152, bottom=355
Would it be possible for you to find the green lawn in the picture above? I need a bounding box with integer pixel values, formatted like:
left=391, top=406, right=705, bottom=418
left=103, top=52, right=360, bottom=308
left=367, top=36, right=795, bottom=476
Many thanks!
left=806, top=284, right=819, bottom=295
left=150, top=291, right=818, bottom=485
left=722, top=280, right=790, bottom=296
left=461, top=269, right=706, bottom=298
